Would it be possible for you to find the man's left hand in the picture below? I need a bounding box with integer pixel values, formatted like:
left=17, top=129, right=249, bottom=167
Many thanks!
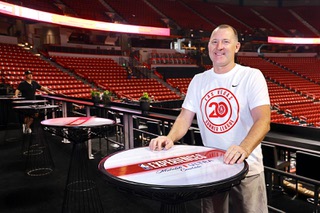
left=224, top=145, right=248, bottom=164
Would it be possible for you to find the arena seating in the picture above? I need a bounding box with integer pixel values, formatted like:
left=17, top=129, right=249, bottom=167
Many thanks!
left=216, top=4, right=284, bottom=36
left=4, top=0, right=319, bottom=39
left=238, top=56, right=320, bottom=99
left=105, top=0, right=165, bottom=27
left=239, top=56, right=320, bottom=126
left=268, top=57, right=320, bottom=84
left=166, top=78, right=192, bottom=95
left=0, top=2, right=320, bottom=212
left=52, top=56, right=181, bottom=102
left=181, top=0, right=252, bottom=34
left=147, top=0, right=213, bottom=31
left=106, top=79, right=181, bottom=101
left=60, top=0, right=112, bottom=22
left=292, top=6, right=320, bottom=32
left=0, top=43, right=92, bottom=98
left=149, top=52, right=195, bottom=65
left=253, top=6, right=317, bottom=37
left=6, top=0, right=63, bottom=15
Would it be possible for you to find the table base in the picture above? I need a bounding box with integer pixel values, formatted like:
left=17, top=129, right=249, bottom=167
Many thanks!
left=62, top=142, right=103, bottom=213
left=23, top=118, right=54, bottom=177
left=110, top=183, right=234, bottom=213
left=160, top=203, right=186, bottom=213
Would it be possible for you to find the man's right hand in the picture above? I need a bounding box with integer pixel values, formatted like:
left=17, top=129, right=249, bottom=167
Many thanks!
left=149, top=136, right=174, bottom=151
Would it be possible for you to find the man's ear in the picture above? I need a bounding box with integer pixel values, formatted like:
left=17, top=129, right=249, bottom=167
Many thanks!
left=235, top=42, right=241, bottom=53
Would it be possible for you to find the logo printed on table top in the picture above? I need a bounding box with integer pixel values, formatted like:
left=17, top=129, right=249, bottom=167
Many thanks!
left=66, top=117, right=93, bottom=126
left=106, top=149, right=225, bottom=176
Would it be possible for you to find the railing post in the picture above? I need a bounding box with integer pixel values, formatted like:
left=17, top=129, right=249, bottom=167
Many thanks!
left=123, top=113, right=134, bottom=149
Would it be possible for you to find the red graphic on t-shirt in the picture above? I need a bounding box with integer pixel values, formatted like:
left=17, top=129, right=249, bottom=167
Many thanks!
left=200, top=88, right=239, bottom=133
left=208, top=102, right=228, bottom=118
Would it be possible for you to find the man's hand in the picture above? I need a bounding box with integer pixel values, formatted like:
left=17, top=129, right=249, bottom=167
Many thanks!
left=41, top=86, right=54, bottom=95
left=224, top=145, right=248, bottom=164
left=149, top=136, right=174, bottom=151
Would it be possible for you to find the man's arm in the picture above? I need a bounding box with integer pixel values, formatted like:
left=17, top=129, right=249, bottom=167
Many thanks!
left=149, top=108, right=195, bottom=151
left=13, top=89, right=20, bottom=98
left=224, top=104, right=271, bottom=164
left=40, top=86, right=54, bottom=94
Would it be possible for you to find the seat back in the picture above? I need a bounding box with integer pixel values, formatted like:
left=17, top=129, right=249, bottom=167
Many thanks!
left=296, top=151, right=320, bottom=181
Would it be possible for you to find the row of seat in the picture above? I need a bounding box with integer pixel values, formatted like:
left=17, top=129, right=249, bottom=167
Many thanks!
left=149, top=52, right=192, bottom=59
left=150, top=58, right=195, bottom=65
left=166, top=78, right=192, bottom=94
left=1, top=43, right=94, bottom=99
left=52, top=55, right=182, bottom=102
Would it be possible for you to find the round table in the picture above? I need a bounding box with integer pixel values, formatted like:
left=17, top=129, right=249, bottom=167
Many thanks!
left=12, top=99, right=50, bottom=134
left=14, top=104, right=59, bottom=110
left=99, top=145, right=249, bottom=213
left=12, top=99, right=48, bottom=105
left=41, top=117, right=115, bottom=213
left=41, top=117, right=114, bottom=142
left=13, top=104, right=60, bottom=176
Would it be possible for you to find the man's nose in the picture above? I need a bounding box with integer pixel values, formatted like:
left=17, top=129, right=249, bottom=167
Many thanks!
left=216, top=41, right=223, bottom=49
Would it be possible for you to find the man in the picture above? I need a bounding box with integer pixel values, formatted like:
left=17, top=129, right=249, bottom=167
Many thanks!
left=13, top=70, right=53, bottom=133
left=149, top=24, right=270, bottom=213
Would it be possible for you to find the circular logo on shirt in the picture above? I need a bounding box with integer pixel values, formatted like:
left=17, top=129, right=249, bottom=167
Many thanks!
left=200, top=88, right=239, bottom=134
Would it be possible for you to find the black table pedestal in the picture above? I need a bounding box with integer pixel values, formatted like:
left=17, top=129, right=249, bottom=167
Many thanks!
left=24, top=116, right=54, bottom=176
left=43, top=124, right=109, bottom=213
left=0, top=97, right=21, bottom=145
left=160, top=203, right=186, bottom=213
left=13, top=102, right=58, bottom=176
left=62, top=141, right=103, bottom=213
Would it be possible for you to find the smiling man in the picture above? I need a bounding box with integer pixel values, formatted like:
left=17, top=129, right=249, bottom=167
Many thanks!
left=149, top=24, right=270, bottom=213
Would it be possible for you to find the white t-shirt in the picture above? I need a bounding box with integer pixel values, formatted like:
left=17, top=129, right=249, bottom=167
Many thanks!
left=182, top=64, right=270, bottom=176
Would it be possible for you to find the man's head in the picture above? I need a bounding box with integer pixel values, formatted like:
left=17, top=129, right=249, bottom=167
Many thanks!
left=208, top=24, right=241, bottom=73
left=24, top=70, right=32, bottom=80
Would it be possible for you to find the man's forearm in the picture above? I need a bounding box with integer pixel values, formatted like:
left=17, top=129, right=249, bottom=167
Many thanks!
left=167, top=109, right=195, bottom=142
left=167, top=119, right=189, bottom=142
left=41, top=86, right=51, bottom=94
left=240, top=117, right=270, bottom=155
left=14, top=90, right=20, bottom=97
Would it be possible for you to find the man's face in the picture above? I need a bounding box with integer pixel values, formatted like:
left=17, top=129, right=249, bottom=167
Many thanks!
left=208, top=27, right=240, bottom=69
left=25, top=74, right=32, bottom=80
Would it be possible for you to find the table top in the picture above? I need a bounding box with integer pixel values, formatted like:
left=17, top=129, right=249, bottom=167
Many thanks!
left=0, top=96, right=24, bottom=100
left=12, top=99, right=48, bottom=104
left=99, top=145, right=248, bottom=187
left=41, top=116, right=115, bottom=128
left=14, top=105, right=60, bottom=110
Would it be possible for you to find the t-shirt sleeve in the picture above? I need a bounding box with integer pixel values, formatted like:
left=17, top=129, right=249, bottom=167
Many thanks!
left=17, top=82, right=23, bottom=91
left=34, top=81, right=41, bottom=90
left=248, top=69, right=270, bottom=110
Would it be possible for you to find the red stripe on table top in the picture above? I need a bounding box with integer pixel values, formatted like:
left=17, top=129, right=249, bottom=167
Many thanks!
left=105, top=149, right=225, bottom=177
left=66, top=117, right=93, bottom=126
